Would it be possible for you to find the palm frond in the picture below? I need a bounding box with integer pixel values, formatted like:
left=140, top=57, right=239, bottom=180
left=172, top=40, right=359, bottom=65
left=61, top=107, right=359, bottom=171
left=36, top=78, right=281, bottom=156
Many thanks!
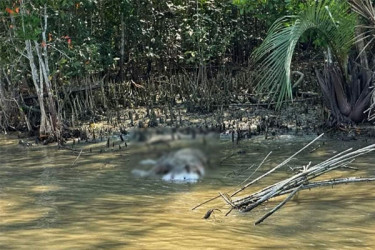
left=252, top=0, right=357, bottom=109
left=349, top=0, right=375, bottom=25
left=349, top=0, right=375, bottom=62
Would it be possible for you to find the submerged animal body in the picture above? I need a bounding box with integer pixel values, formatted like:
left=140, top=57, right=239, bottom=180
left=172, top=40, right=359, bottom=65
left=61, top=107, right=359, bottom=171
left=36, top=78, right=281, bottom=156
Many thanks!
left=132, top=148, right=206, bottom=182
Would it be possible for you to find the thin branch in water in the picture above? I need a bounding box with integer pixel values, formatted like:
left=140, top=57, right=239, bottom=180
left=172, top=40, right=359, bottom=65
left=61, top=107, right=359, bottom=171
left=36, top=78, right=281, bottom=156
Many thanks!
left=219, top=192, right=235, bottom=208
left=231, top=133, right=324, bottom=197
left=71, top=149, right=83, bottom=166
left=278, top=177, right=375, bottom=196
left=192, top=134, right=324, bottom=211
left=239, top=151, right=272, bottom=187
left=255, top=183, right=304, bottom=225
left=192, top=195, right=221, bottom=210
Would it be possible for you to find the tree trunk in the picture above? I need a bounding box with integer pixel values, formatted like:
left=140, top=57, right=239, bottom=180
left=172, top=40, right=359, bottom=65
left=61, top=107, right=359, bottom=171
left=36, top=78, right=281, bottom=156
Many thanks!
left=25, top=40, right=51, bottom=136
left=0, top=70, right=5, bottom=111
left=119, top=14, right=125, bottom=82
left=41, top=4, right=60, bottom=139
left=0, top=71, right=6, bottom=131
left=316, top=63, right=373, bottom=125
left=21, top=2, right=58, bottom=139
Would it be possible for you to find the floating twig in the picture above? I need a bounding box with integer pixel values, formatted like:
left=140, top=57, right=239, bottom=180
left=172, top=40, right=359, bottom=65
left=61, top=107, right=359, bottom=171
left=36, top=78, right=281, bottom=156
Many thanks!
left=255, top=183, right=304, bottom=225
left=193, top=134, right=324, bottom=211
left=71, top=149, right=83, bottom=167
left=195, top=134, right=375, bottom=224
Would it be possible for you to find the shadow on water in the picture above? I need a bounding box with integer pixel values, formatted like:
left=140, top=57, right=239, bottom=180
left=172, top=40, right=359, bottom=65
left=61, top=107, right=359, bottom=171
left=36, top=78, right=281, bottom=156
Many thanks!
left=1, top=135, right=375, bottom=248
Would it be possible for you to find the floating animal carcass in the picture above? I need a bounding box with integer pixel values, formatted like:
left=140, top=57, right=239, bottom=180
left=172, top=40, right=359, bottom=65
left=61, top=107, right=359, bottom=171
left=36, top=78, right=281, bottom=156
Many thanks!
left=132, top=148, right=207, bottom=182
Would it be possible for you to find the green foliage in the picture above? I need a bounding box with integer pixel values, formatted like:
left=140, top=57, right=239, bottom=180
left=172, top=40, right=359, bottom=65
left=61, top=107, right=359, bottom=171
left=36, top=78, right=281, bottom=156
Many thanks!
left=232, top=0, right=304, bottom=25
left=252, top=0, right=357, bottom=108
left=181, top=0, right=236, bottom=65
left=0, top=0, right=358, bottom=103
left=1, top=0, right=283, bottom=84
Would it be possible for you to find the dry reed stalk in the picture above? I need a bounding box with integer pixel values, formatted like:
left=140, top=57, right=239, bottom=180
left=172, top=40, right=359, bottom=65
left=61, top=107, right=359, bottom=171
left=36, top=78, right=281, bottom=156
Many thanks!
left=195, top=134, right=375, bottom=224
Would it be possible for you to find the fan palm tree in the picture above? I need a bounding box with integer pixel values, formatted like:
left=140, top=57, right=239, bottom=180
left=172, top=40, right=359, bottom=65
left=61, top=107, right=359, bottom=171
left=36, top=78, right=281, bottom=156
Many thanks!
left=348, top=0, right=375, bottom=121
left=253, top=0, right=375, bottom=125
left=252, top=0, right=357, bottom=109
left=349, top=0, right=375, bottom=40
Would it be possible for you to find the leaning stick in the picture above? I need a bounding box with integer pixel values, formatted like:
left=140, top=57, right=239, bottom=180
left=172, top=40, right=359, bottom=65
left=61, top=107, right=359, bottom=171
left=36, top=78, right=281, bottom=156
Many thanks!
left=235, top=145, right=375, bottom=215
left=278, top=177, right=375, bottom=196
left=71, top=149, right=83, bottom=166
left=231, top=133, right=324, bottom=197
left=241, top=177, right=294, bottom=212
left=203, top=139, right=375, bottom=223
left=255, top=183, right=304, bottom=225
left=234, top=159, right=354, bottom=209
left=192, top=196, right=220, bottom=210
left=237, top=151, right=272, bottom=190
left=251, top=177, right=375, bottom=224
left=192, top=133, right=324, bottom=210
left=192, top=150, right=271, bottom=210
left=219, top=192, right=235, bottom=207
left=237, top=156, right=359, bottom=209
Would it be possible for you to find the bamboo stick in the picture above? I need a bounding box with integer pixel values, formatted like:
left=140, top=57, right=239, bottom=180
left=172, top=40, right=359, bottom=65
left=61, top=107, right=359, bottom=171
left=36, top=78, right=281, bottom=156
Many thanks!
left=255, top=183, right=304, bottom=225
left=196, top=134, right=375, bottom=224
left=193, top=134, right=324, bottom=211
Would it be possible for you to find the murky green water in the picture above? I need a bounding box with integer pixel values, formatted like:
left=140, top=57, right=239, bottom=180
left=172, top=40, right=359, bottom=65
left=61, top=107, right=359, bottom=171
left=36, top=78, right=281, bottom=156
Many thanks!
left=1, top=134, right=375, bottom=249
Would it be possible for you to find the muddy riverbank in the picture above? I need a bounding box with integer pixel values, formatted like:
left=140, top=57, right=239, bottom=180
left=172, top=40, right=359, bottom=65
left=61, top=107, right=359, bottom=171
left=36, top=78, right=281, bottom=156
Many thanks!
left=13, top=97, right=375, bottom=147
